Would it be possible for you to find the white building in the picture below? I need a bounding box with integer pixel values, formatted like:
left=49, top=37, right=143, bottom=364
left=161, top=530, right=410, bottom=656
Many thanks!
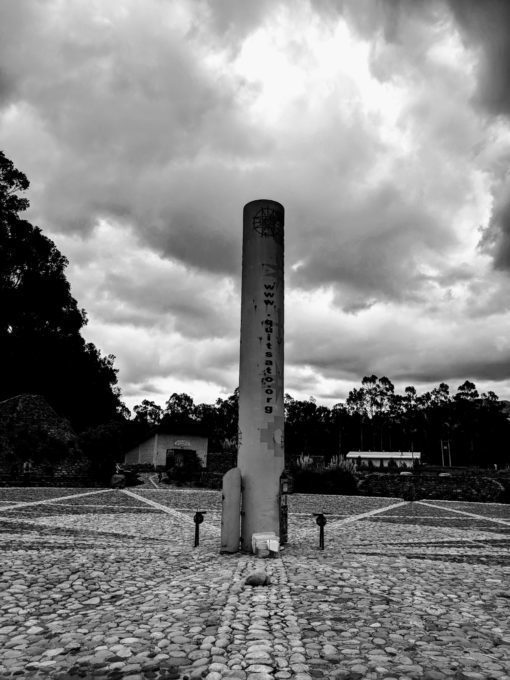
left=346, top=451, right=420, bottom=468
left=124, top=430, right=208, bottom=468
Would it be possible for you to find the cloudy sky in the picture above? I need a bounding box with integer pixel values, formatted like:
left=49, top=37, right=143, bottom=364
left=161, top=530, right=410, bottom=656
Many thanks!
left=2, top=0, right=510, bottom=412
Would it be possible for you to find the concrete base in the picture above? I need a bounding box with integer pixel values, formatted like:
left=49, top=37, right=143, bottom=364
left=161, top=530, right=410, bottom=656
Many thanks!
left=252, top=532, right=280, bottom=558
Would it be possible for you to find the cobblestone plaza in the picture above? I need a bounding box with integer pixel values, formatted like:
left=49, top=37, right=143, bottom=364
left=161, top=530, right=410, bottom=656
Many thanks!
left=0, top=488, right=509, bottom=680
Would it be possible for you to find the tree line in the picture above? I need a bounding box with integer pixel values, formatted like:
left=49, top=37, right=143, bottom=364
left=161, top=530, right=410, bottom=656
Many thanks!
left=131, top=376, right=510, bottom=468
left=0, top=150, right=125, bottom=431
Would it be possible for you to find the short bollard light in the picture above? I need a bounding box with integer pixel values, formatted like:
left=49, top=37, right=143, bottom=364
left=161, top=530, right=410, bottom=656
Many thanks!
left=313, top=513, right=327, bottom=550
left=194, top=511, right=206, bottom=547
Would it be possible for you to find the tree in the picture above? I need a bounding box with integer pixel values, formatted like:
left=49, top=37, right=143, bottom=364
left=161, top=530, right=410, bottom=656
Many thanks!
left=160, top=393, right=198, bottom=431
left=0, top=152, right=85, bottom=338
left=455, top=380, right=479, bottom=402
left=0, top=150, right=124, bottom=429
left=430, top=382, right=451, bottom=406
left=213, top=389, right=239, bottom=450
left=133, top=399, right=163, bottom=427
left=346, top=376, right=396, bottom=450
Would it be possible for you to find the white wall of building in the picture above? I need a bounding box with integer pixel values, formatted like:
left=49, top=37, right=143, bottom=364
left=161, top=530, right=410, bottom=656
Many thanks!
left=124, top=433, right=208, bottom=467
left=346, top=452, right=421, bottom=468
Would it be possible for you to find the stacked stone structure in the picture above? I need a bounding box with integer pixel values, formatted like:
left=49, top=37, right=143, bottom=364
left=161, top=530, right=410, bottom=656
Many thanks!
left=0, top=394, right=90, bottom=485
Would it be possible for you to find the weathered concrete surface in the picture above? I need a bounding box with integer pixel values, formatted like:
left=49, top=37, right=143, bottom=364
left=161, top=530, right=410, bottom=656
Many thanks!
left=238, top=199, right=285, bottom=551
left=221, top=467, right=242, bottom=553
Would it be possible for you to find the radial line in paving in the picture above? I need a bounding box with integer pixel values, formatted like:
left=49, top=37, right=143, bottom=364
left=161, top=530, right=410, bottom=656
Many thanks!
left=417, top=500, right=510, bottom=526
left=0, top=488, right=112, bottom=512
left=208, top=555, right=311, bottom=679
left=122, top=489, right=221, bottom=534
left=328, top=500, right=409, bottom=526
left=294, top=500, right=409, bottom=538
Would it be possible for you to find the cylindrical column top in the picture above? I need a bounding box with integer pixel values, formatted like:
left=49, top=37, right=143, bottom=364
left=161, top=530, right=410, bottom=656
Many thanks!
left=243, top=200, right=284, bottom=248
left=244, top=199, right=284, bottom=211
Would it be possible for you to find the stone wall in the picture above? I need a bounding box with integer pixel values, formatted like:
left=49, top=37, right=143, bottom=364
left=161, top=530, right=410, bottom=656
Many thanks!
left=1, top=455, right=94, bottom=487
left=356, top=472, right=508, bottom=502
left=0, top=394, right=94, bottom=487
left=0, top=394, right=76, bottom=448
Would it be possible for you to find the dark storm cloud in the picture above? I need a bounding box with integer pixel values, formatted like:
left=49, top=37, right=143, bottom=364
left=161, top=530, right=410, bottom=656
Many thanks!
left=97, top=269, right=239, bottom=340
left=443, top=0, right=510, bottom=274
left=0, top=0, right=267, bottom=255
left=0, top=0, right=475, bottom=296
left=60, top=223, right=240, bottom=341
left=394, top=356, right=510, bottom=385
left=444, top=0, right=510, bottom=274
left=337, top=0, right=510, bottom=117
left=0, top=69, right=15, bottom=103
left=480, top=193, right=510, bottom=271
left=447, top=0, right=510, bottom=116
left=352, top=0, right=510, bottom=275
left=201, top=0, right=281, bottom=43
left=291, top=335, right=510, bottom=388
left=290, top=183, right=455, bottom=305
left=284, top=291, right=510, bottom=401
left=118, top=331, right=238, bottom=395
left=3, top=0, right=510, bottom=405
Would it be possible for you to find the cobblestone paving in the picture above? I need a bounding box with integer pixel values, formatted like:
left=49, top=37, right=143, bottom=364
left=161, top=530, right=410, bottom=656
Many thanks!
left=0, top=489, right=508, bottom=680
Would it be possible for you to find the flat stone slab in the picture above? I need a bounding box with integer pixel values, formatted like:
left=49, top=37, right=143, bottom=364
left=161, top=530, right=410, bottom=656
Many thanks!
left=0, top=488, right=508, bottom=679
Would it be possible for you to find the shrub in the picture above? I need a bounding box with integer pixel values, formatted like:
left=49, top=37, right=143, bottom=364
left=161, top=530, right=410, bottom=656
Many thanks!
left=326, top=455, right=356, bottom=473
left=402, top=482, right=417, bottom=501
left=292, top=468, right=358, bottom=495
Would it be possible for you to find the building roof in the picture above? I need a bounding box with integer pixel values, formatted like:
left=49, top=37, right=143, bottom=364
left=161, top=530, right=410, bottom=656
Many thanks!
left=346, top=451, right=421, bottom=459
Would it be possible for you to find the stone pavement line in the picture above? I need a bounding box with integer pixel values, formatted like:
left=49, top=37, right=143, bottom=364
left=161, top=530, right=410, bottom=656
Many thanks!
left=0, top=488, right=112, bottom=512
left=122, top=488, right=221, bottom=534
left=323, top=500, right=409, bottom=527
left=205, top=555, right=312, bottom=680
left=417, top=500, right=510, bottom=527
left=293, top=500, right=409, bottom=538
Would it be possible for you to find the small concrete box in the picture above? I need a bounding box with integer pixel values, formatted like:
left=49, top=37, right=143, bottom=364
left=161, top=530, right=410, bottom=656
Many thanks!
left=252, top=532, right=280, bottom=557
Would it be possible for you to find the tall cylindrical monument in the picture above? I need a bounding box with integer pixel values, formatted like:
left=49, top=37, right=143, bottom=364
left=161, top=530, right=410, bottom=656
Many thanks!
left=238, top=199, right=285, bottom=552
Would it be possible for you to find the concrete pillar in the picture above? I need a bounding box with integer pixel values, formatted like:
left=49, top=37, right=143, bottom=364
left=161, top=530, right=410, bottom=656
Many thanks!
left=220, top=467, right=242, bottom=553
left=238, top=199, right=285, bottom=552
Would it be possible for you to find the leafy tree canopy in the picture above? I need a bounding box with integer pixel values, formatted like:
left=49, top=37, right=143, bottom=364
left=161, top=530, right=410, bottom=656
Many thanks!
left=133, top=399, right=163, bottom=427
left=0, top=150, right=124, bottom=430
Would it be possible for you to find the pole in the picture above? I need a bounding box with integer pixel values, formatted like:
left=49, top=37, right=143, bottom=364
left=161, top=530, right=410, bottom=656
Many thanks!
left=238, top=200, right=285, bottom=552
left=193, top=511, right=205, bottom=547
left=314, top=513, right=326, bottom=550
